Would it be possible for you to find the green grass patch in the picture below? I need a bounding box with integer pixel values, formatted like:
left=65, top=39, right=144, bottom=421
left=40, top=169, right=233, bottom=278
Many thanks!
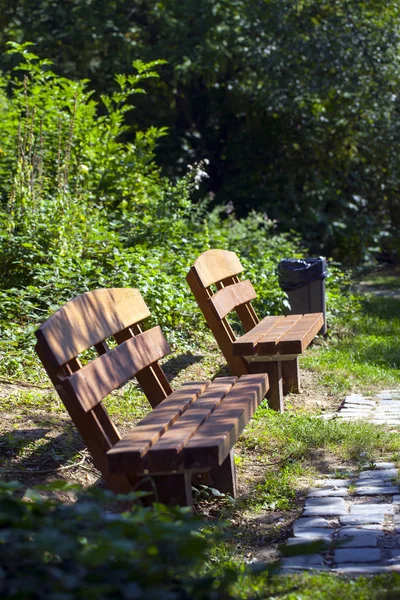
left=360, top=271, right=400, bottom=290
left=303, top=295, right=400, bottom=394
left=231, top=571, right=400, bottom=599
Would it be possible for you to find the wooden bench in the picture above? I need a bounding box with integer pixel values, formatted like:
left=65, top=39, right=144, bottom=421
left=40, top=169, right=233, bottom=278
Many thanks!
left=187, top=249, right=324, bottom=412
left=35, top=288, right=268, bottom=506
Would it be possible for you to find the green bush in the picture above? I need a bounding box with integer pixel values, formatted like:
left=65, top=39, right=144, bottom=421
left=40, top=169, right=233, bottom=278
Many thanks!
left=0, top=481, right=242, bottom=599
left=0, top=44, right=359, bottom=381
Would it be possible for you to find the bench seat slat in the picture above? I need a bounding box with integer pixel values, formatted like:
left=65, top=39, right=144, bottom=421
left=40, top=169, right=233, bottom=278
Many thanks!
left=208, top=280, right=257, bottom=320
left=256, top=315, right=303, bottom=354
left=232, top=316, right=284, bottom=355
left=183, top=373, right=269, bottom=469
left=107, top=381, right=210, bottom=474
left=64, top=326, right=170, bottom=412
left=278, top=313, right=324, bottom=354
left=144, top=377, right=238, bottom=471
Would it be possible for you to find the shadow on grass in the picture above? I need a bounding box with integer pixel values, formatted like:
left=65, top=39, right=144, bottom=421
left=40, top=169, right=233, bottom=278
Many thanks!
left=161, top=353, right=205, bottom=380
left=360, top=295, right=400, bottom=321
left=0, top=425, right=85, bottom=486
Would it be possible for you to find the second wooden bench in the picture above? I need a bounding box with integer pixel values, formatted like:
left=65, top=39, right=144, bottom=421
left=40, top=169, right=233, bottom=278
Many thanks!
left=187, top=249, right=324, bottom=412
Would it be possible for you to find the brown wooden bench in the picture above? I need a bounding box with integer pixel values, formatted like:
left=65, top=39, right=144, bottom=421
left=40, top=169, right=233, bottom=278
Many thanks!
left=187, top=249, right=324, bottom=412
left=35, top=288, right=268, bottom=506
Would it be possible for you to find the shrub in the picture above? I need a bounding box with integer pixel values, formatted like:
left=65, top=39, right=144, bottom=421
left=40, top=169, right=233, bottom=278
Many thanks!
left=0, top=481, right=242, bottom=599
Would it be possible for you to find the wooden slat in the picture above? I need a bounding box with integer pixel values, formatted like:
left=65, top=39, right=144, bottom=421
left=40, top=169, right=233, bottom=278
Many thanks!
left=107, top=381, right=210, bottom=474
left=257, top=315, right=303, bottom=355
left=217, top=275, right=259, bottom=331
left=143, top=377, right=238, bottom=471
left=191, top=249, right=244, bottom=288
left=208, top=280, right=257, bottom=321
left=278, top=313, right=324, bottom=354
left=35, top=288, right=151, bottom=367
left=64, top=326, right=170, bottom=412
left=114, top=325, right=172, bottom=407
left=232, top=316, right=284, bottom=355
left=183, top=373, right=269, bottom=469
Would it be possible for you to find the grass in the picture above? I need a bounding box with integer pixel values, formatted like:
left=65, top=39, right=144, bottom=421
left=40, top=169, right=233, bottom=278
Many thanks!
left=230, top=571, right=400, bottom=599
left=302, top=295, right=400, bottom=394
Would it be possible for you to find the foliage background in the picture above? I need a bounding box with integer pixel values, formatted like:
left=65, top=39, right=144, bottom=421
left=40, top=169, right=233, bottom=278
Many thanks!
left=1, top=0, right=399, bottom=264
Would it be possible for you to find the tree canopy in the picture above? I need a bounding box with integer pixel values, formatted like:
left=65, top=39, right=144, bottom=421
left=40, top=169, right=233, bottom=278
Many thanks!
left=1, top=0, right=400, bottom=263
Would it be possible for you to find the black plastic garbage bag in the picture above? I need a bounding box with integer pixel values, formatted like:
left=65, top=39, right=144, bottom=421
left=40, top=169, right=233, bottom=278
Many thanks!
left=277, top=258, right=327, bottom=292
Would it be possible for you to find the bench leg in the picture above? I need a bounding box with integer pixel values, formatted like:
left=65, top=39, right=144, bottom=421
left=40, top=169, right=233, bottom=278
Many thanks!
left=210, top=449, right=237, bottom=498
left=282, top=357, right=301, bottom=394
left=248, top=360, right=284, bottom=412
left=136, top=473, right=193, bottom=507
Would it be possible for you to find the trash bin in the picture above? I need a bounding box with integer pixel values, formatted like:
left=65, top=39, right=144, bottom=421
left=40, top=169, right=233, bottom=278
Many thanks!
left=277, top=258, right=327, bottom=334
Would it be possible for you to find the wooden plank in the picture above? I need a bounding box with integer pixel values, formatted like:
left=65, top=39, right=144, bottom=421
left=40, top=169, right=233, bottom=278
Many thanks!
left=217, top=275, right=259, bottom=331
left=282, top=358, right=300, bottom=394
left=191, top=249, right=244, bottom=288
left=277, top=313, right=324, bottom=354
left=64, top=326, right=170, bottom=412
left=257, top=315, right=303, bottom=355
left=183, top=373, right=269, bottom=469
left=114, top=326, right=172, bottom=407
left=208, top=280, right=257, bottom=320
left=232, top=316, right=284, bottom=355
left=143, top=377, right=238, bottom=471
left=35, top=288, right=151, bottom=367
left=107, top=381, right=210, bottom=474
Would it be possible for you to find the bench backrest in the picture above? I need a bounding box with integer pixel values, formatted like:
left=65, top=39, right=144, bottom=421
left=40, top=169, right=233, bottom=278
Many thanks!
left=35, top=288, right=173, bottom=493
left=186, top=249, right=260, bottom=375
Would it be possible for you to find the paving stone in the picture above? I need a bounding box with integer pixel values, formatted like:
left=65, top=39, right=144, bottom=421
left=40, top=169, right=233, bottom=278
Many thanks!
left=340, top=515, right=386, bottom=526
left=337, top=527, right=381, bottom=547
left=313, top=479, right=352, bottom=488
left=279, top=554, right=326, bottom=570
left=292, top=528, right=333, bottom=542
left=334, top=548, right=381, bottom=563
left=337, top=412, right=367, bottom=418
left=293, top=517, right=332, bottom=532
left=355, top=486, right=399, bottom=496
left=377, top=391, right=400, bottom=400
left=358, top=469, right=398, bottom=480
left=345, top=399, right=376, bottom=405
left=355, top=478, right=398, bottom=487
left=288, top=531, right=333, bottom=544
left=307, top=488, right=349, bottom=498
left=305, top=497, right=347, bottom=507
left=350, top=503, right=395, bottom=515
left=303, top=506, right=348, bottom=517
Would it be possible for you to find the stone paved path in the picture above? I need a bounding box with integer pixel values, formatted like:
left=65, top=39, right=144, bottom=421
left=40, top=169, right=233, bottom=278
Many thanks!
left=279, top=390, right=400, bottom=575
